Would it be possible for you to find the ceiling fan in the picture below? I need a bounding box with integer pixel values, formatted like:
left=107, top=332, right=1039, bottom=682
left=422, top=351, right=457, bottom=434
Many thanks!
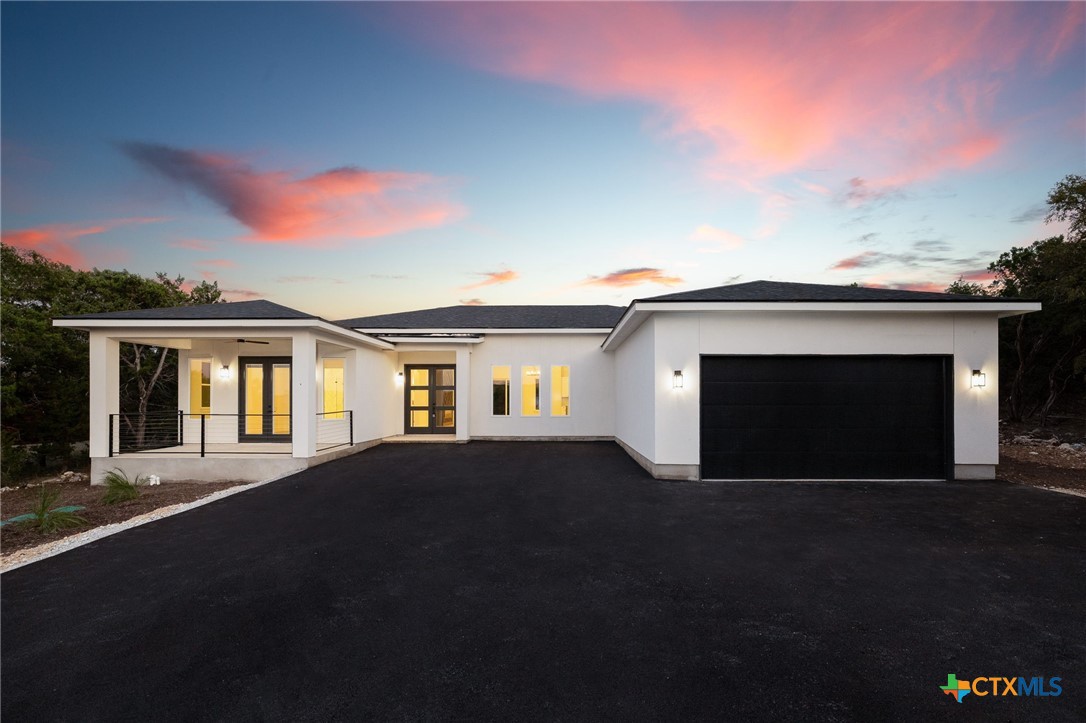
left=235, top=338, right=270, bottom=345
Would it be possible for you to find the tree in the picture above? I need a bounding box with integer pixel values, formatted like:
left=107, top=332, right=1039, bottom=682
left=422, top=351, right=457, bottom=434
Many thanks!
left=972, top=173, right=1086, bottom=424
left=1044, top=174, right=1086, bottom=242
left=1, top=246, right=221, bottom=479
left=945, top=278, right=989, bottom=296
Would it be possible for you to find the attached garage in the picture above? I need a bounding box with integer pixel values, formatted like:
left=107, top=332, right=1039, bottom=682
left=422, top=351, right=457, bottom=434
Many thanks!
left=699, top=355, right=951, bottom=480
left=604, top=281, right=1040, bottom=482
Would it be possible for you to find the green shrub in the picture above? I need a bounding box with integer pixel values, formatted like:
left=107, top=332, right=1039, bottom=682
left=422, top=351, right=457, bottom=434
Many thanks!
left=22, top=485, right=87, bottom=534
left=101, top=468, right=144, bottom=504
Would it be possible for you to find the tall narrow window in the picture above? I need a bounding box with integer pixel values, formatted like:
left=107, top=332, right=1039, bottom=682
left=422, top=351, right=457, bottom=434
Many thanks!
left=189, top=359, right=211, bottom=418
left=551, top=365, right=570, bottom=416
left=521, top=365, right=541, bottom=416
left=323, top=358, right=344, bottom=420
left=492, top=366, right=511, bottom=416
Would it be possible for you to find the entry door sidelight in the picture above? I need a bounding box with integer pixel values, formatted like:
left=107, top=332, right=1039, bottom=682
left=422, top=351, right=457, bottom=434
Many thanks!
left=239, top=357, right=292, bottom=441
left=404, top=365, right=456, bottom=434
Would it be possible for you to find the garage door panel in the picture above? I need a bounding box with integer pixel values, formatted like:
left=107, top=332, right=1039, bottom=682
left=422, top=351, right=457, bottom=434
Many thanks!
left=700, top=356, right=949, bottom=480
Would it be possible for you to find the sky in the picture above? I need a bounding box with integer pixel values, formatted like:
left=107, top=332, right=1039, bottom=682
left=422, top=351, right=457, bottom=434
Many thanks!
left=2, top=1, right=1083, bottom=319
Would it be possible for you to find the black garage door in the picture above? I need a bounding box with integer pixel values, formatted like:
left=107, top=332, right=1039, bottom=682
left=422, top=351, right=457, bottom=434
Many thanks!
left=700, top=356, right=951, bottom=480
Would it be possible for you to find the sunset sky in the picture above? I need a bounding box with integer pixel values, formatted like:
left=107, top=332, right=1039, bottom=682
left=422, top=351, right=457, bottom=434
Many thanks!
left=2, top=2, right=1082, bottom=318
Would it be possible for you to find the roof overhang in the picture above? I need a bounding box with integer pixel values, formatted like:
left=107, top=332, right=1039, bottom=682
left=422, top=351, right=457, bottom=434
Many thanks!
left=354, top=327, right=612, bottom=335
left=376, top=335, right=485, bottom=344
left=53, top=317, right=395, bottom=350
left=601, top=300, right=1043, bottom=351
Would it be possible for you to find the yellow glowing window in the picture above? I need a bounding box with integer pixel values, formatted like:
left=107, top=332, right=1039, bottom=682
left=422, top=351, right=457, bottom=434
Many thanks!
left=272, top=364, right=290, bottom=434
left=492, top=366, right=510, bottom=416
left=551, top=365, right=570, bottom=417
left=323, top=358, right=344, bottom=420
left=189, top=359, right=211, bottom=418
left=521, top=365, right=540, bottom=416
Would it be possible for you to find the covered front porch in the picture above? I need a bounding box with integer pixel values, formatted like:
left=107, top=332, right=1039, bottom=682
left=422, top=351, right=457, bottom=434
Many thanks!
left=55, top=301, right=396, bottom=483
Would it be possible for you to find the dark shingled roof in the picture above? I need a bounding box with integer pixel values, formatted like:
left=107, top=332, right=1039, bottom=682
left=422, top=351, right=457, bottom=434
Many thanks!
left=640, top=280, right=1010, bottom=303
left=338, top=305, right=626, bottom=330
left=58, top=299, right=316, bottom=321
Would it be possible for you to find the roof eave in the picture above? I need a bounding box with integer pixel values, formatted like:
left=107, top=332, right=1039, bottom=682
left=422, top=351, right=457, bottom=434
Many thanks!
left=53, top=317, right=395, bottom=350
left=601, top=299, right=1042, bottom=351
left=353, top=327, right=615, bottom=335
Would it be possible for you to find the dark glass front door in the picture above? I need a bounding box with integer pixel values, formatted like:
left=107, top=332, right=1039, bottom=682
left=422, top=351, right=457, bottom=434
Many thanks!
left=238, top=357, right=292, bottom=441
left=404, top=365, right=455, bottom=434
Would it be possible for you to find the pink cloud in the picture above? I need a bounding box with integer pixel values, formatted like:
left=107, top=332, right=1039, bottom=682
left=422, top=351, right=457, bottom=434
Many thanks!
left=861, top=277, right=951, bottom=294
left=201, top=258, right=236, bottom=268
left=830, top=251, right=882, bottom=271
left=459, top=298, right=486, bottom=306
left=462, top=269, right=519, bottom=290
left=958, top=269, right=997, bottom=284
left=690, top=224, right=745, bottom=253
left=581, top=267, right=683, bottom=288
left=407, top=3, right=1081, bottom=187
left=220, top=288, right=262, bottom=300
left=170, top=239, right=215, bottom=251
left=0, top=217, right=163, bottom=268
left=120, top=142, right=464, bottom=244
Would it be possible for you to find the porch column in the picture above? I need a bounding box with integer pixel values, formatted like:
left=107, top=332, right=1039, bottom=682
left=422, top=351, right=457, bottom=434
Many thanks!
left=455, top=346, right=471, bottom=441
left=88, top=332, right=120, bottom=458
left=292, top=331, right=318, bottom=458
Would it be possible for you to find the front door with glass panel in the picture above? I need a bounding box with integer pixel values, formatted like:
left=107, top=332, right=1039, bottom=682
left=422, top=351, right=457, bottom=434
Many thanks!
left=238, top=357, right=292, bottom=441
left=404, top=365, right=455, bottom=434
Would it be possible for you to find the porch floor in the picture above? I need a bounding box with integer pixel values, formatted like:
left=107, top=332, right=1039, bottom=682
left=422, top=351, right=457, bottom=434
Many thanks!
left=382, top=435, right=465, bottom=444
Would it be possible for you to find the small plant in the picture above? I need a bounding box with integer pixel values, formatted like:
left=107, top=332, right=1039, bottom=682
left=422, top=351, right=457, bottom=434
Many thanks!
left=22, top=485, right=87, bottom=534
left=102, top=468, right=144, bottom=505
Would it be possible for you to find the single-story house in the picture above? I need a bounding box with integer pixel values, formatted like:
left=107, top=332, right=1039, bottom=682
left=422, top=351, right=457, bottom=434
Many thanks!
left=54, top=280, right=1039, bottom=484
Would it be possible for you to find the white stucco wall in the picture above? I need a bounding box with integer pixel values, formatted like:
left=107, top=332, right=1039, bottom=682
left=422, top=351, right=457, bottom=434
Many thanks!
left=613, top=317, right=656, bottom=461
left=352, top=346, right=399, bottom=443
left=646, top=310, right=1003, bottom=475
left=467, top=334, right=614, bottom=438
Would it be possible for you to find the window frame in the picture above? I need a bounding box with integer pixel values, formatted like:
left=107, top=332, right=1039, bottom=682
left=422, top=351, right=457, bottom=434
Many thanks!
left=520, top=364, right=541, bottom=417
left=188, top=358, right=212, bottom=419
left=322, top=358, right=346, bottom=420
left=550, top=364, right=571, bottom=417
left=491, top=365, right=511, bottom=417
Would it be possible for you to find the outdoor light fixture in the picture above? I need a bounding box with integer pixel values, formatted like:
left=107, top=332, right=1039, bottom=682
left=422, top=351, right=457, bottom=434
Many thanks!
left=971, top=369, right=986, bottom=388
left=673, top=370, right=684, bottom=389
left=218, top=364, right=232, bottom=381
left=395, top=371, right=404, bottom=385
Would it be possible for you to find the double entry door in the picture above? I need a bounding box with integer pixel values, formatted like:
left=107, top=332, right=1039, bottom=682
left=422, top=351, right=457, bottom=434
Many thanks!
left=239, top=357, right=291, bottom=442
left=404, top=365, right=455, bottom=434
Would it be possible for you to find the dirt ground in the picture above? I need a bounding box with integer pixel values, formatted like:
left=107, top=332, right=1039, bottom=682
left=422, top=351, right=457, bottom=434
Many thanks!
left=999, top=443, right=1086, bottom=493
left=1, top=479, right=240, bottom=554
left=998, top=415, right=1086, bottom=493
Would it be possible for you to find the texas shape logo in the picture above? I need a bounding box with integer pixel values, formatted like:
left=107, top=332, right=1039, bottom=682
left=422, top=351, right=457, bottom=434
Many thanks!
left=941, top=674, right=971, bottom=703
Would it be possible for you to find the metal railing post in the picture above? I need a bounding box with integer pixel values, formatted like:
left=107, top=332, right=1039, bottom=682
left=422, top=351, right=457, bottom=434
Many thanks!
left=108, top=414, right=114, bottom=457
left=349, top=410, right=354, bottom=446
left=178, top=409, right=184, bottom=446
left=200, top=414, right=206, bottom=458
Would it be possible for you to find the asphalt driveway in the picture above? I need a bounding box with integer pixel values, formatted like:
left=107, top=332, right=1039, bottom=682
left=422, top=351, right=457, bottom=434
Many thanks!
left=2, top=442, right=1084, bottom=721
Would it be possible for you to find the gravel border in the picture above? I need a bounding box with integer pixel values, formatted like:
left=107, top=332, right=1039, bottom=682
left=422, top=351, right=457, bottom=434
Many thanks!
left=1038, top=486, right=1086, bottom=498
left=1, top=473, right=288, bottom=574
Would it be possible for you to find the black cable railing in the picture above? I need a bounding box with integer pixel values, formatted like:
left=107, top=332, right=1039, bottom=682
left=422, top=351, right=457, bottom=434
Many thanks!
left=316, top=410, right=354, bottom=449
left=108, top=410, right=353, bottom=457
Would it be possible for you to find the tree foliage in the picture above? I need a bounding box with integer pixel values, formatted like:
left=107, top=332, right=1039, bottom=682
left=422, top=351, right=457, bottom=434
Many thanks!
left=1, top=246, right=220, bottom=479
left=947, top=174, right=1086, bottom=423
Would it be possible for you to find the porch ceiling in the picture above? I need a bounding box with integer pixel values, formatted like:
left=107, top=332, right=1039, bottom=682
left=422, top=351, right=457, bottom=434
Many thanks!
left=114, top=336, right=293, bottom=351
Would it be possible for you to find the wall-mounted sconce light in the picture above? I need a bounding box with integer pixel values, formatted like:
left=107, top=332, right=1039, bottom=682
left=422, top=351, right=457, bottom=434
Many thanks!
left=218, top=364, right=232, bottom=381
left=395, top=371, right=404, bottom=386
left=970, top=369, right=986, bottom=388
left=673, top=370, right=684, bottom=389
